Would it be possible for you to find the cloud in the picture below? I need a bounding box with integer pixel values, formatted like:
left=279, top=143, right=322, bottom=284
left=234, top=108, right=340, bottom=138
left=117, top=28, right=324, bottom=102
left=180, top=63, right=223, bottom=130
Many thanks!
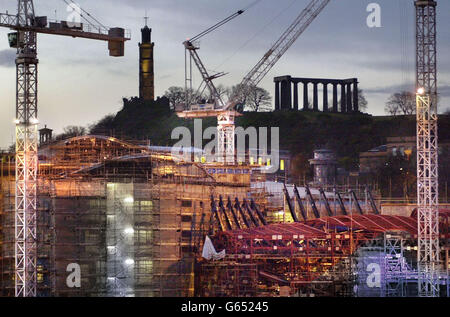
left=438, top=84, right=450, bottom=98
left=364, top=83, right=415, bottom=95
left=0, top=49, right=16, bottom=68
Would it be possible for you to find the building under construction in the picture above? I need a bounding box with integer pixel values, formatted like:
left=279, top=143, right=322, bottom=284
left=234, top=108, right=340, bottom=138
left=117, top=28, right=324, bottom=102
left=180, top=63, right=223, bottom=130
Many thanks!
left=0, top=134, right=447, bottom=297
left=0, top=135, right=260, bottom=297
left=0, top=0, right=448, bottom=299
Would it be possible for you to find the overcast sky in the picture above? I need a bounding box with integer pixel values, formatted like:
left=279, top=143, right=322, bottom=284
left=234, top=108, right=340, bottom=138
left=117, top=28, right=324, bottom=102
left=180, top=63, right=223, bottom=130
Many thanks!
left=0, top=0, right=449, bottom=148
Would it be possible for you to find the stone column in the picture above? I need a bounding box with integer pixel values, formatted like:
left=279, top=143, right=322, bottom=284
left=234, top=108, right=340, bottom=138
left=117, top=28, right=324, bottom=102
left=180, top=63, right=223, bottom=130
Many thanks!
left=313, top=83, right=319, bottom=111
left=293, top=82, right=299, bottom=110
left=353, top=80, right=359, bottom=112
left=323, top=83, right=328, bottom=112
left=346, top=83, right=353, bottom=113
left=333, top=84, right=338, bottom=112
left=275, top=81, right=280, bottom=110
left=281, top=79, right=292, bottom=109
left=340, top=84, right=346, bottom=113
left=303, top=82, right=309, bottom=110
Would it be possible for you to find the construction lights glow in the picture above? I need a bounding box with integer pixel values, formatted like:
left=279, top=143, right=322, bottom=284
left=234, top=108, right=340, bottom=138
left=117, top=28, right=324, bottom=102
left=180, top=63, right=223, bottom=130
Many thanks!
left=30, top=118, right=39, bottom=124
left=124, top=227, right=134, bottom=235
left=123, top=197, right=134, bottom=204
left=417, top=87, right=425, bottom=95
left=124, top=258, right=134, bottom=266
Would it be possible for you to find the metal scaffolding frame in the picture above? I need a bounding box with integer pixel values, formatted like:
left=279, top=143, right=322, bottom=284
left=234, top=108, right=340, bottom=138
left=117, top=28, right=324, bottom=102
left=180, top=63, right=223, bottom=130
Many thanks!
left=415, top=0, right=440, bottom=297
left=15, top=0, right=38, bottom=298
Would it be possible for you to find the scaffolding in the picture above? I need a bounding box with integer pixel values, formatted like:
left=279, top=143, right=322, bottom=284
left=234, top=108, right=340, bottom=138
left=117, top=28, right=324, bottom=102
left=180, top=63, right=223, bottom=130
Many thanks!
left=199, top=262, right=258, bottom=297
left=1, top=135, right=259, bottom=297
left=201, top=214, right=449, bottom=297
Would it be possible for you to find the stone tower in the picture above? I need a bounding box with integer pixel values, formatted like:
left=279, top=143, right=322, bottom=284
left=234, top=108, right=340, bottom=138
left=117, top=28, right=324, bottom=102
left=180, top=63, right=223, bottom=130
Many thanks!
left=139, top=18, right=154, bottom=101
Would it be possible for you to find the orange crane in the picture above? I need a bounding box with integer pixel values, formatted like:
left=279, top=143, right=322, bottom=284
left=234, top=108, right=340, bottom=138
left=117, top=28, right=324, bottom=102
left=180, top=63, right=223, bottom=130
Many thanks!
left=178, top=0, right=331, bottom=164
left=0, top=0, right=130, bottom=297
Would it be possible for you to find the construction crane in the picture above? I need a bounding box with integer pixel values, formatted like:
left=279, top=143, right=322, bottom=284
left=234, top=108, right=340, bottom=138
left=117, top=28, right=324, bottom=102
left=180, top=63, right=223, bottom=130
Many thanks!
left=0, top=0, right=130, bottom=297
left=414, top=0, right=440, bottom=297
left=183, top=9, right=244, bottom=109
left=178, top=0, right=331, bottom=164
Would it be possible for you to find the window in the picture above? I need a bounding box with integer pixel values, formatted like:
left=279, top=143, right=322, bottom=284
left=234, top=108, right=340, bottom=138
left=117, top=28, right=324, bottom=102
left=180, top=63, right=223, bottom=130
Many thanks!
left=181, top=215, right=192, bottom=223
left=181, top=231, right=192, bottom=239
left=181, top=200, right=192, bottom=208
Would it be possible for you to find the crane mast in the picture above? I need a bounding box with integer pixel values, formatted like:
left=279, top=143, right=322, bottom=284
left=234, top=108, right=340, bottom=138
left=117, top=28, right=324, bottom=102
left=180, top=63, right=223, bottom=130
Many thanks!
left=415, top=0, right=440, bottom=297
left=1, top=0, right=130, bottom=297
left=14, top=0, right=38, bottom=298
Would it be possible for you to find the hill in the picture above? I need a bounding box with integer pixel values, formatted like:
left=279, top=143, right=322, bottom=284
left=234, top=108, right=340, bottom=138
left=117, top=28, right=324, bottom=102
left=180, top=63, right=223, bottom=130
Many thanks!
left=93, top=97, right=450, bottom=171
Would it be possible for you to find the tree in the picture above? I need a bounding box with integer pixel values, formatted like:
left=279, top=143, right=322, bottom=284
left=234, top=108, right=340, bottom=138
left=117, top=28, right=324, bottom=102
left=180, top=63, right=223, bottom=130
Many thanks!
left=164, top=86, right=185, bottom=110
left=212, top=84, right=230, bottom=103
left=89, top=114, right=116, bottom=135
left=247, top=87, right=272, bottom=112
left=385, top=91, right=416, bottom=116
left=164, top=86, right=206, bottom=110
left=53, top=125, right=87, bottom=141
left=358, top=89, right=368, bottom=111
left=228, top=85, right=272, bottom=112
left=63, top=126, right=86, bottom=138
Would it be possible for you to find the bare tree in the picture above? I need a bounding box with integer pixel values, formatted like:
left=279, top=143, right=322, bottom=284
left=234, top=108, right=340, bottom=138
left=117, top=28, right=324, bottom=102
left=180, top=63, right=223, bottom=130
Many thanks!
left=212, top=84, right=230, bottom=103
left=164, top=86, right=207, bottom=110
left=228, top=85, right=272, bottom=112
left=385, top=91, right=416, bottom=115
left=358, top=89, right=368, bottom=111
left=247, top=87, right=272, bottom=112
left=63, top=126, right=86, bottom=138
left=53, top=125, right=87, bottom=141
left=89, top=114, right=115, bottom=135
left=164, top=86, right=185, bottom=110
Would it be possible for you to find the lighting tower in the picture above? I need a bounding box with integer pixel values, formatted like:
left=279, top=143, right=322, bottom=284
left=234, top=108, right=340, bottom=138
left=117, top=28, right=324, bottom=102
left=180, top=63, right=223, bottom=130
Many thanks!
left=415, top=0, right=439, bottom=297
left=1, top=0, right=129, bottom=297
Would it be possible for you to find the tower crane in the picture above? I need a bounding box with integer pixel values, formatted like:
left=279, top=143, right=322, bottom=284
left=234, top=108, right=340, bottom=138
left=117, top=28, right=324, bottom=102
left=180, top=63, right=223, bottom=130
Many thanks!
left=178, top=0, right=331, bottom=164
left=414, top=0, right=440, bottom=297
left=0, top=0, right=130, bottom=297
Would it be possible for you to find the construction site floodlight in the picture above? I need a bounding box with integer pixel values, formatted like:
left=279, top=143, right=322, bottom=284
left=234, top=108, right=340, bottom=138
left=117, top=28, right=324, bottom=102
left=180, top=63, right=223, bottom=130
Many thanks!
left=124, top=196, right=134, bottom=204
left=124, top=227, right=134, bottom=235
left=124, top=258, right=134, bottom=266
left=417, top=87, right=425, bottom=95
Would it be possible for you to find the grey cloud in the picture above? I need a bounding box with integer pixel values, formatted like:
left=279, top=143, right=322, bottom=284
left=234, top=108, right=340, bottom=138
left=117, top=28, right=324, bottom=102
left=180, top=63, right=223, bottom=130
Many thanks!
left=0, top=49, right=16, bottom=68
left=364, top=82, right=415, bottom=95
left=438, top=84, right=450, bottom=98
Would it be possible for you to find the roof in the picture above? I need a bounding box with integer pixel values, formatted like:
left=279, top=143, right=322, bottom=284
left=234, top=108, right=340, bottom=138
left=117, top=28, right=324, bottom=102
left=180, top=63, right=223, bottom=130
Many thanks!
left=306, top=215, right=417, bottom=235
left=221, top=213, right=449, bottom=241
left=225, top=222, right=327, bottom=239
